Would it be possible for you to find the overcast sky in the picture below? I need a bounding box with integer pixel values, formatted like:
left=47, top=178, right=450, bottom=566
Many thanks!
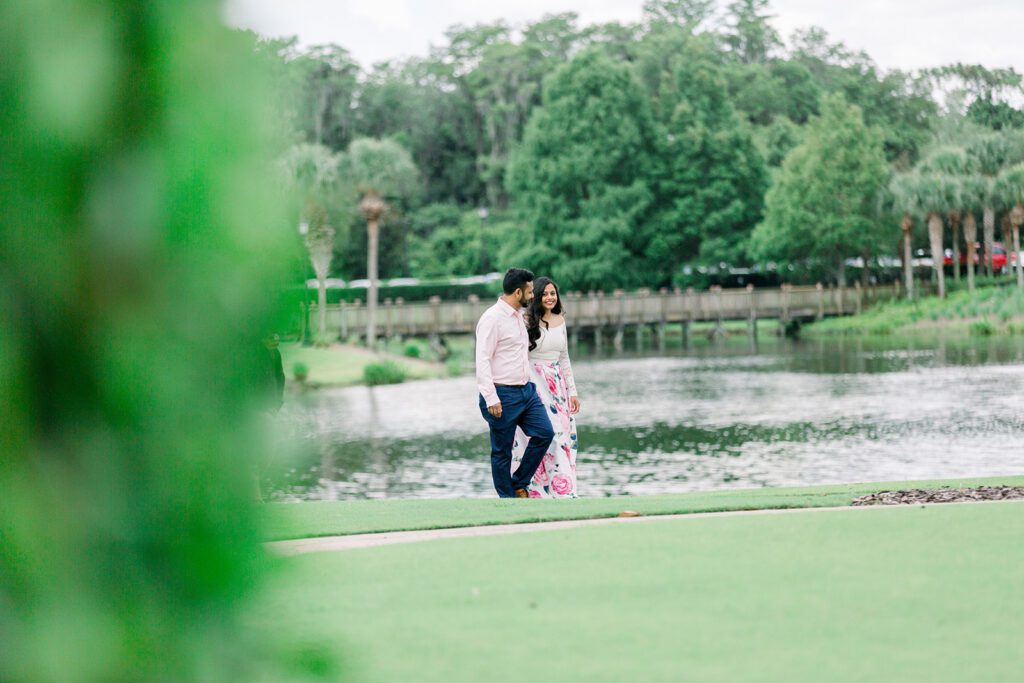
left=224, top=0, right=1023, bottom=75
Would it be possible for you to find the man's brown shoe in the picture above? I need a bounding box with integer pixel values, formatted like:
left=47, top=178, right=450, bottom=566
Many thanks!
left=514, top=488, right=530, bottom=499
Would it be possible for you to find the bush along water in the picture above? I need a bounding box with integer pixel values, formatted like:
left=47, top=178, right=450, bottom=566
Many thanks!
left=363, top=360, right=407, bottom=386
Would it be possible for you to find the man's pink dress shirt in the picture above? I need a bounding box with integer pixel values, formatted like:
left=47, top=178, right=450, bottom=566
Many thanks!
left=475, top=298, right=531, bottom=407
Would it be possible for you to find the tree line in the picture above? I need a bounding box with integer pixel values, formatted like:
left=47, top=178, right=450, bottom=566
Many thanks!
left=247, top=0, right=1024, bottom=299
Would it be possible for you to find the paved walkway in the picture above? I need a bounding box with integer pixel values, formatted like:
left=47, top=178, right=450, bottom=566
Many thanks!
left=265, top=499, right=1024, bottom=556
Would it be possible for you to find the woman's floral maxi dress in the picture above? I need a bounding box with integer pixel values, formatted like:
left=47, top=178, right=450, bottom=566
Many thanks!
left=511, top=322, right=579, bottom=498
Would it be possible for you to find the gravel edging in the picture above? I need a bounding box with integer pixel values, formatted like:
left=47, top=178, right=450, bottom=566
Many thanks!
left=851, top=486, right=1024, bottom=506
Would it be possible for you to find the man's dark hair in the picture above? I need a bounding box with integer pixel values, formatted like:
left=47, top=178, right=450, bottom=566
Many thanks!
left=502, top=267, right=534, bottom=295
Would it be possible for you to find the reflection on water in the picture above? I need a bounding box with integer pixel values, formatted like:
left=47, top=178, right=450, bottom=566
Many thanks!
left=265, top=335, right=1024, bottom=500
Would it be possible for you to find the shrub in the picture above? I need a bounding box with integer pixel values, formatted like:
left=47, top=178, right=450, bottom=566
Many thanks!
left=363, top=360, right=407, bottom=386
left=293, top=362, right=309, bottom=382
left=403, top=343, right=422, bottom=358
left=969, top=320, right=996, bottom=336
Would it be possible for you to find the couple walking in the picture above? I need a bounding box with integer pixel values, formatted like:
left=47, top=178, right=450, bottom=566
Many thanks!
left=476, top=268, right=581, bottom=499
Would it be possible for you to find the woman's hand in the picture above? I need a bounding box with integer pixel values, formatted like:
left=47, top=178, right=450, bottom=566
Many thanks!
left=569, top=396, right=581, bottom=414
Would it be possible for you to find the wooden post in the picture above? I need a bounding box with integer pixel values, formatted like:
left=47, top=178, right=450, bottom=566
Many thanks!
left=746, top=284, right=757, bottom=339
left=635, top=288, right=649, bottom=350
left=613, top=289, right=625, bottom=351
left=384, top=298, right=394, bottom=341
left=429, top=295, right=442, bottom=344
left=658, top=287, right=668, bottom=351
left=338, top=299, right=348, bottom=342
left=711, top=285, right=725, bottom=339
left=836, top=282, right=844, bottom=316
left=350, top=299, right=362, bottom=344
left=854, top=281, right=863, bottom=315
left=816, top=283, right=825, bottom=321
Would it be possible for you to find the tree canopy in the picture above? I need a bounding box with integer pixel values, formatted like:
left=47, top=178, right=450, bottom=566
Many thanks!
left=247, top=2, right=1024, bottom=288
left=751, top=93, right=889, bottom=284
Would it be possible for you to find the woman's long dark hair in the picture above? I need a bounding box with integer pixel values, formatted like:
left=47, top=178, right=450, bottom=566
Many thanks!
left=527, top=277, right=564, bottom=352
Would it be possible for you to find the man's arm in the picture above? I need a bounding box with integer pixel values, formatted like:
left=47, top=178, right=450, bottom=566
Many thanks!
left=475, top=314, right=500, bottom=408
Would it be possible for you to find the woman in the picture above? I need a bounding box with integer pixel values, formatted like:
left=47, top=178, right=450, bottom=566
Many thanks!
left=511, top=277, right=581, bottom=498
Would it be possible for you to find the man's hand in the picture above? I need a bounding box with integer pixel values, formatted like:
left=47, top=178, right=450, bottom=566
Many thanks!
left=569, top=396, right=581, bottom=415
left=488, top=402, right=503, bottom=418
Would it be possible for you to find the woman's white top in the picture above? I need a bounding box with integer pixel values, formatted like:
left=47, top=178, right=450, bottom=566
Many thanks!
left=529, top=322, right=578, bottom=397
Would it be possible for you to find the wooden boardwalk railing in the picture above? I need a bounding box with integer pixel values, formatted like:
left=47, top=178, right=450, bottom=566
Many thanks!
left=308, top=283, right=903, bottom=347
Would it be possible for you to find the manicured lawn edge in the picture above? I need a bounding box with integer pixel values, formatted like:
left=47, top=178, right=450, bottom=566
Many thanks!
left=261, top=474, right=1024, bottom=541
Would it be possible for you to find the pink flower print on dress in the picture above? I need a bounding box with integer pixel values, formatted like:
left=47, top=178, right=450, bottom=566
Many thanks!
left=533, top=458, right=550, bottom=485
left=528, top=489, right=542, bottom=499
left=546, top=373, right=558, bottom=396
left=550, top=474, right=572, bottom=496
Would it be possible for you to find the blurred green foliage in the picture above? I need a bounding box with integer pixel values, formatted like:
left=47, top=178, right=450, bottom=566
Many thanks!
left=362, top=361, right=408, bottom=386
left=0, top=1, right=337, bottom=680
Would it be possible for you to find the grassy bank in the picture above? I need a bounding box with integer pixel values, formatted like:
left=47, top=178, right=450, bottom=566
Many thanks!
left=255, top=499, right=1024, bottom=682
left=280, top=319, right=782, bottom=389
left=809, top=280, right=1024, bottom=336
left=280, top=342, right=445, bottom=387
left=261, top=474, right=1024, bottom=540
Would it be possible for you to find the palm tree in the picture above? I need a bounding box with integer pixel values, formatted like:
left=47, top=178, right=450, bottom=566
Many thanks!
left=280, top=143, right=342, bottom=347
left=889, top=173, right=918, bottom=300
left=967, top=133, right=1024, bottom=277
left=919, top=147, right=978, bottom=286
left=892, top=171, right=959, bottom=299
left=996, top=162, right=1024, bottom=288
left=958, top=173, right=989, bottom=292
left=341, top=138, right=419, bottom=350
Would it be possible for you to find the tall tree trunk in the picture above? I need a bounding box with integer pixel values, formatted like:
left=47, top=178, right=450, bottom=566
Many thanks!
left=861, top=249, right=871, bottom=287
left=901, top=213, right=914, bottom=300
left=314, top=86, right=327, bottom=145
left=928, top=212, right=945, bottom=299
left=983, top=206, right=995, bottom=277
left=949, top=210, right=961, bottom=283
left=837, top=257, right=847, bottom=288
left=367, top=218, right=379, bottom=350
left=964, top=212, right=977, bottom=292
left=1012, top=203, right=1024, bottom=289
left=1015, top=225, right=1023, bottom=289
left=1001, top=213, right=1012, bottom=263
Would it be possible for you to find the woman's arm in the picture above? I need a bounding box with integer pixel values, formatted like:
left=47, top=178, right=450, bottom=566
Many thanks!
left=558, top=322, right=580, bottom=414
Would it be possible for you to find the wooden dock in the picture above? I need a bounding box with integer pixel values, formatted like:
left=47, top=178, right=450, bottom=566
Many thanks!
left=307, top=283, right=903, bottom=348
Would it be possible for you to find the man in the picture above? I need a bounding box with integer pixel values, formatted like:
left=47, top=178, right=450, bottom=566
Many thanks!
left=476, top=267, right=554, bottom=498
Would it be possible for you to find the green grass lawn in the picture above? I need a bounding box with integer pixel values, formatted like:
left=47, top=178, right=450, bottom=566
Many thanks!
left=254, top=500, right=1024, bottom=682
left=261, top=475, right=1024, bottom=540
left=279, top=342, right=444, bottom=387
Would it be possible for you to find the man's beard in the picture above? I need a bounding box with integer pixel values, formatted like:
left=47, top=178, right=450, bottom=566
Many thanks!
left=519, top=292, right=531, bottom=308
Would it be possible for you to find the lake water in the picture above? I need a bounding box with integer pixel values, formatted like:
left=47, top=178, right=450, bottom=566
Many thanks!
left=264, top=335, right=1024, bottom=500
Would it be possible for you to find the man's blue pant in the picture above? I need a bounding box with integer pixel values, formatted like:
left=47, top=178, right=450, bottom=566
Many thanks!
left=479, top=383, right=554, bottom=498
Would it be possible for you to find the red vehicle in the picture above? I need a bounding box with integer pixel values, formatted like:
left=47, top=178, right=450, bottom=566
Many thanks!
left=943, top=242, right=1013, bottom=272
